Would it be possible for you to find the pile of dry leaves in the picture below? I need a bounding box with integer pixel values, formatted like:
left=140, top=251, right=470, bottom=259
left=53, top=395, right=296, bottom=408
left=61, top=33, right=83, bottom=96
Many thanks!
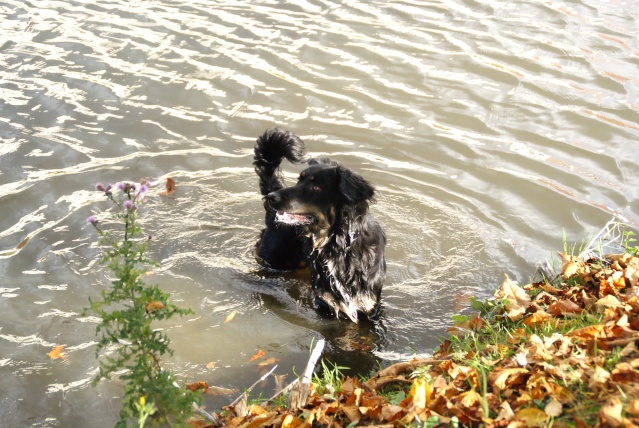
left=195, top=251, right=639, bottom=427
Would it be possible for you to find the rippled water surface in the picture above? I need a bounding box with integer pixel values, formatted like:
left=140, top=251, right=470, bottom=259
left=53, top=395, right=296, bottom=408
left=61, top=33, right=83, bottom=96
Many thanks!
left=1, top=0, right=639, bottom=425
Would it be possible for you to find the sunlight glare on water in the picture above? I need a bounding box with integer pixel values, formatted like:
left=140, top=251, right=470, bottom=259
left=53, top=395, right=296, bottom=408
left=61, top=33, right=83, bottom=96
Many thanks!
left=1, top=0, right=638, bottom=425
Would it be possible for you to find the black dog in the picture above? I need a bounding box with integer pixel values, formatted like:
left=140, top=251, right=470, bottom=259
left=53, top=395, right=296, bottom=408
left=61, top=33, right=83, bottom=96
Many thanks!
left=253, top=129, right=386, bottom=322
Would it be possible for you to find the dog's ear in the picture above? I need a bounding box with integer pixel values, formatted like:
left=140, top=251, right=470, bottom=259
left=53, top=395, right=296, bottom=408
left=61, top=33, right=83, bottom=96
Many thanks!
left=337, top=166, right=375, bottom=204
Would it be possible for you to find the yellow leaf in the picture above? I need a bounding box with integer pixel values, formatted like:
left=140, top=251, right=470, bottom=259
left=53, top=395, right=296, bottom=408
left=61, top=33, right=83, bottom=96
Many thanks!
left=48, top=345, right=66, bottom=360
left=407, top=378, right=430, bottom=409
left=257, top=357, right=278, bottom=367
left=224, top=311, right=237, bottom=323
left=282, top=414, right=303, bottom=428
left=458, top=389, right=481, bottom=408
left=206, top=361, right=216, bottom=369
left=515, top=407, right=548, bottom=427
left=495, top=274, right=531, bottom=321
left=522, top=310, right=552, bottom=327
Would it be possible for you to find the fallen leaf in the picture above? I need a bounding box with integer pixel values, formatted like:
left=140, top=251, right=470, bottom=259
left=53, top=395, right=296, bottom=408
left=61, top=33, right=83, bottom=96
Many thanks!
left=558, top=252, right=586, bottom=279
left=159, top=177, right=176, bottom=196
left=544, top=399, right=563, bottom=417
left=489, top=368, right=529, bottom=393
left=495, top=274, right=531, bottom=321
left=516, top=407, right=548, bottom=427
left=627, top=399, right=639, bottom=416
left=48, top=345, right=66, bottom=360
left=281, top=414, right=304, bottom=428
left=547, top=299, right=582, bottom=316
left=206, top=361, right=217, bottom=369
left=249, top=349, right=265, bottom=362
left=224, top=311, right=237, bottom=323
left=596, top=295, right=627, bottom=310
left=599, top=398, right=624, bottom=428
left=380, top=404, right=405, bottom=422
left=589, top=365, right=610, bottom=387
left=407, top=377, right=430, bottom=410
left=257, top=357, right=278, bottom=367
left=522, top=310, right=552, bottom=327
left=186, top=381, right=209, bottom=392
left=611, top=362, right=639, bottom=383
left=458, top=389, right=481, bottom=408
left=496, top=401, right=515, bottom=421
left=146, top=301, right=165, bottom=312
left=341, top=405, right=361, bottom=423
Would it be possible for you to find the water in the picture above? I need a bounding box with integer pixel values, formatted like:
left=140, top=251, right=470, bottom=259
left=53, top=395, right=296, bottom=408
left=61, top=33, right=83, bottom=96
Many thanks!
left=1, top=0, right=638, bottom=425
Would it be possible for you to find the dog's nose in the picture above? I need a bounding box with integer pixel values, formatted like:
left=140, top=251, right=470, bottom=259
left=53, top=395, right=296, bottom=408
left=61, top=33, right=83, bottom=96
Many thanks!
left=265, top=191, right=282, bottom=206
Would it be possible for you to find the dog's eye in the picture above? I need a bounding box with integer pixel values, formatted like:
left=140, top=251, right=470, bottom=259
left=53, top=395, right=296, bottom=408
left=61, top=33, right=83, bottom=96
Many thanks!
left=311, top=185, right=321, bottom=192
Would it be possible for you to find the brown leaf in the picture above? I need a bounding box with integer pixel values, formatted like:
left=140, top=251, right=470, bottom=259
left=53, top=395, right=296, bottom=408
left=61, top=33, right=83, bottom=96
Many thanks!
left=547, top=299, right=582, bottom=316
left=599, top=398, right=624, bottom=428
left=380, top=404, right=405, bottom=422
left=146, top=301, right=165, bottom=312
left=596, top=294, right=627, bottom=310
left=48, top=345, right=67, bottom=360
left=540, top=283, right=563, bottom=295
left=496, top=401, right=515, bottom=421
left=159, top=177, right=176, bottom=196
left=611, top=362, right=639, bottom=383
left=249, top=349, right=265, bottom=362
left=186, top=381, right=209, bottom=392
left=224, top=311, right=237, bottom=323
left=558, top=252, right=586, bottom=279
left=341, top=405, right=361, bottom=423
left=489, top=368, right=529, bottom=393
left=257, top=357, right=278, bottom=367
left=627, top=399, right=639, bottom=416
left=495, top=274, right=531, bottom=321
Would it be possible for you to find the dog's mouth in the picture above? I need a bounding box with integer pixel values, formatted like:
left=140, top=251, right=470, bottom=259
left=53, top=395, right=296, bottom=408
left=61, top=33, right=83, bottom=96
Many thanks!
left=275, top=211, right=316, bottom=225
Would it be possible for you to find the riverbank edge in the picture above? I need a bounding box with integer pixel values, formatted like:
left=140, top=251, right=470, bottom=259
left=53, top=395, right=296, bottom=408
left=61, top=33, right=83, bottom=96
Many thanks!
left=199, top=223, right=639, bottom=428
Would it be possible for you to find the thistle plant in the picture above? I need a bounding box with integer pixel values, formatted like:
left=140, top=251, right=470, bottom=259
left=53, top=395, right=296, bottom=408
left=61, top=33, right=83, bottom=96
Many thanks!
left=86, top=181, right=201, bottom=427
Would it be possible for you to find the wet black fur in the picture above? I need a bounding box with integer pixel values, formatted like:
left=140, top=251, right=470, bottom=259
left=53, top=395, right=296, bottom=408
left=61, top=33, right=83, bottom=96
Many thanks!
left=253, top=129, right=386, bottom=322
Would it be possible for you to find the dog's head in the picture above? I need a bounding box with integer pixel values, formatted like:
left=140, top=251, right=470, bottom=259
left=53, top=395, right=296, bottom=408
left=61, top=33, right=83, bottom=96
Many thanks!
left=264, top=158, right=375, bottom=238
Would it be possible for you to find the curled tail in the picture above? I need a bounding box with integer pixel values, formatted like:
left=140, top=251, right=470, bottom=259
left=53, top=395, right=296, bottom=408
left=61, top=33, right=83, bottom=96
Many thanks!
left=253, top=128, right=307, bottom=196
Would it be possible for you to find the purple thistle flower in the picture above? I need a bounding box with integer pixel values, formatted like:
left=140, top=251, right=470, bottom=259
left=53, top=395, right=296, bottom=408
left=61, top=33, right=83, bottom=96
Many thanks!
left=123, top=200, right=133, bottom=210
left=117, top=182, right=126, bottom=191
left=95, top=183, right=104, bottom=191
left=105, top=184, right=113, bottom=196
left=86, top=215, right=98, bottom=226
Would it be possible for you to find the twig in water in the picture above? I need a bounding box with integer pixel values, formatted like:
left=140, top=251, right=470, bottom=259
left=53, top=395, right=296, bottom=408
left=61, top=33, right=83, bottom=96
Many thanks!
left=288, top=338, right=325, bottom=410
